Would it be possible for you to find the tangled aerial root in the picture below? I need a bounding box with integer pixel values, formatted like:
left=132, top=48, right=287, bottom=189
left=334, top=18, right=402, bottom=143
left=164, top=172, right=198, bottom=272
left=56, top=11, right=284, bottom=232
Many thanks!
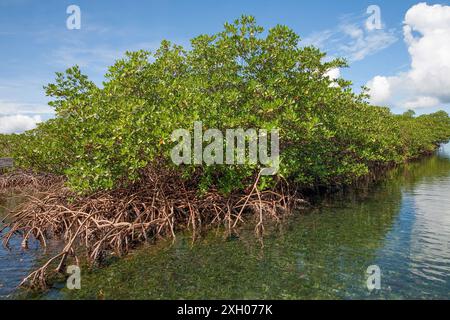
left=0, top=167, right=307, bottom=289
left=0, top=170, right=64, bottom=191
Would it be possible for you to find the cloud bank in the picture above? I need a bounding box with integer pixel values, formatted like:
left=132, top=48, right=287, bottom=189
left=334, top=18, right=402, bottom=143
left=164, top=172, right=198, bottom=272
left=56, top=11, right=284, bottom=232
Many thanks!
left=0, top=100, right=52, bottom=115
left=367, top=3, right=450, bottom=110
left=0, top=114, right=42, bottom=134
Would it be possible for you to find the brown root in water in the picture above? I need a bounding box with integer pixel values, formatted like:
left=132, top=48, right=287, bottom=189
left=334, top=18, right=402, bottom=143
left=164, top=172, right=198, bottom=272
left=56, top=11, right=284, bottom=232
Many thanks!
left=1, top=167, right=305, bottom=289
left=0, top=170, right=64, bottom=192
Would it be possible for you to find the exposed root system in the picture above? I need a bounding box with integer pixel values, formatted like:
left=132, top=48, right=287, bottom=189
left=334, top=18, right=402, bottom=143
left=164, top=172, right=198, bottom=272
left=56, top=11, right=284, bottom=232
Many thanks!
left=1, top=167, right=306, bottom=289
left=0, top=170, right=64, bottom=192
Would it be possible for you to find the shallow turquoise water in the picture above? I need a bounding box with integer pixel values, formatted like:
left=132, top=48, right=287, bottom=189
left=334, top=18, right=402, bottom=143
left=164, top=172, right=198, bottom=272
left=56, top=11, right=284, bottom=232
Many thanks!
left=0, top=195, right=60, bottom=299
left=66, top=143, right=450, bottom=299
left=1, top=144, right=450, bottom=299
left=0, top=194, right=37, bottom=299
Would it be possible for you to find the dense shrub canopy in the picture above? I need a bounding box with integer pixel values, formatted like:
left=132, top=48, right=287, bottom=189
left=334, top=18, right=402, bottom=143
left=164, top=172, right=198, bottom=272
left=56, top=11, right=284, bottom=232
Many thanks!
left=0, top=134, right=17, bottom=158
left=2, top=16, right=450, bottom=193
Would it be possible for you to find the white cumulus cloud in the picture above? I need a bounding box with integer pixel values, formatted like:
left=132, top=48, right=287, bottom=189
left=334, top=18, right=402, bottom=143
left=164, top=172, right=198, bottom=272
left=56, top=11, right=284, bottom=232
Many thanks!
left=325, top=67, right=341, bottom=80
left=0, top=115, right=42, bottom=134
left=366, top=76, right=391, bottom=105
left=403, top=96, right=440, bottom=110
left=367, top=3, right=450, bottom=110
left=0, top=100, right=52, bottom=115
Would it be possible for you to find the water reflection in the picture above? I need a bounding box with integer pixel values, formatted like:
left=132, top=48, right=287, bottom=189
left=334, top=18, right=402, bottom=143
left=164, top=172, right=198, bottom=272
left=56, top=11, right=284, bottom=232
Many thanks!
left=0, top=194, right=62, bottom=299
left=65, top=144, right=450, bottom=299
left=3, top=144, right=450, bottom=299
left=371, top=145, right=450, bottom=299
left=0, top=194, right=36, bottom=299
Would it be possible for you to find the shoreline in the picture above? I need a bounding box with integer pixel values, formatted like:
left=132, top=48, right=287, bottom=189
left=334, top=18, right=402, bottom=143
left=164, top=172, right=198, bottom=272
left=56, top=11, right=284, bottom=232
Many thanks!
left=35, top=143, right=450, bottom=299
left=0, top=143, right=447, bottom=292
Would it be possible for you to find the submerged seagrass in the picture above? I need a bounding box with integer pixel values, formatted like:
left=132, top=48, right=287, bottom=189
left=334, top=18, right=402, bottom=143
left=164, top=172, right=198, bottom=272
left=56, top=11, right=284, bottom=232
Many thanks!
left=0, top=16, right=450, bottom=289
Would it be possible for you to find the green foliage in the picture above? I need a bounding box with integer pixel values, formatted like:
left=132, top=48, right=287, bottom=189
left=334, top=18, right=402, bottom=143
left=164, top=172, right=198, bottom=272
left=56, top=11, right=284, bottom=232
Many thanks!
left=396, top=110, right=450, bottom=158
left=3, top=16, right=450, bottom=194
left=0, top=134, right=18, bottom=158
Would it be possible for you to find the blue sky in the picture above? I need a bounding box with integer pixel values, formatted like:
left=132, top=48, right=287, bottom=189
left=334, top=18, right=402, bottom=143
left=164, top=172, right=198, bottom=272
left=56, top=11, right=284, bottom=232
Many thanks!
left=1, top=0, right=450, bottom=133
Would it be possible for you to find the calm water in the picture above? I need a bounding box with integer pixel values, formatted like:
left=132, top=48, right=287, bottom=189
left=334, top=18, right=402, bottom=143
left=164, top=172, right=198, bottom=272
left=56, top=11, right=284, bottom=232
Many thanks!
left=2, top=144, right=450, bottom=299
left=0, top=195, right=60, bottom=299
left=0, top=194, right=38, bottom=299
